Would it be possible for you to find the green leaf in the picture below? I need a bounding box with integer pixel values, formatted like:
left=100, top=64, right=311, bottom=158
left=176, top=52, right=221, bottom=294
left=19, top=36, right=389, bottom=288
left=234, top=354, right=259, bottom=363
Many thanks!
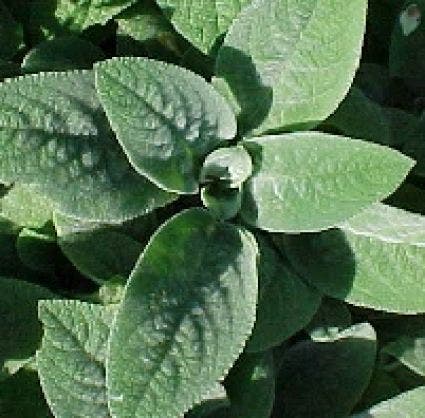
left=95, top=57, right=237, bottom=194
left=0, top=184, right=53, bottom=229
left=0, top=70, right=175, bottom=222
left=278, top=323, right=376, bottom=418
left=215, top=0, right=367, bottom=134
left=107, top=208, right=258, bottom=418
left=22, top=36, right=105, bottom=73
left=281, top=204, right=425, bottom=313
left=37, top=300, right=115, bottom=418
left=241, top=132, right=413, bottom=233
left=225, top=350, right=275, bottom=418
left=0, top=278, right=54, bottom=381
left=246, top=234, right=321, bottom=352
left=0, top=368, right=52, bottom=418
left=0, top=59, right=21, bottom=80
left=200, top=145, right=252, bottom=188
left=352, top=386, right=425, bottom=418
left=305, top=297, right=352, bottom=342
left=156, top=0, right=252, bottom=55
left=29, top=0, right=137, bottom=39
left=200, top=183, right=242, bottom=220
left=54, top=212, right=143, bottom=284
left=0, top=0, right=24, bottom=60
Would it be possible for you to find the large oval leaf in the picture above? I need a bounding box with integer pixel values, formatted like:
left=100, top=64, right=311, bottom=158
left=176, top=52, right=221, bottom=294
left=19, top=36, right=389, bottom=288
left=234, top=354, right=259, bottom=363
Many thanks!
left=215, top=0, right=367, bottom=134
left=0, top=70, right=175, bottom=222
left=156, top=0, right=252, bottom=54
left=95, top=57, right=237, bottom=194
left=107, top=208, right=258, bottom=418
left=280, top=204, right=425, bottom=313
left=352, top=386, right=425, bottom=418
left=278, top=323, right=376, bottom=418
left=241, top=132, right=413, bottom=232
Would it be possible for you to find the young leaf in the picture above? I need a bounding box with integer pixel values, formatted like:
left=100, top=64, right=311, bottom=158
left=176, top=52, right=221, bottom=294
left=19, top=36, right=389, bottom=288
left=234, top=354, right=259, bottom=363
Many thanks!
left=200, top=183, right=242, bottom=220
left=352, top=386, right=425, bottom=418
left=0, top=184, right=53, bottom=229
left=156, top=0, right=252, bottom=54
left=278, top=323, right=376, bottom=418
left=0, top=70, right=175, bottom=222
left=0, top=278, right=54, bottom=381
left=107, top=208, right=258, bottom=418
left=36, top=300, right=115, bottom=418
left=281, top=204, right=425, bottom=313
left=54, top=212, right=143, bottom=284
left=246, top=234, right=321, bottom=352
left=95, top=57, right=237, bottom=194
left=200, top=145, right=253, bottom=188
left=29, top=0, right=137, bottom=39
left=215, top=0, right=367, bottom=134
left=224, top=350, right=275, bottom=418
left=22, top=36, right=105, bottom=73
left=241, top=132, right=413, bottom=233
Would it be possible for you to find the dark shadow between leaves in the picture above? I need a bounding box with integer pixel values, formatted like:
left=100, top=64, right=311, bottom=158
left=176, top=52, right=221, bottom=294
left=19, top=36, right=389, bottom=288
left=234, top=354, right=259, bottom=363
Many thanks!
left=215, top=46, right=272, bottom=135
left=276, top=229, right=357, bottom=301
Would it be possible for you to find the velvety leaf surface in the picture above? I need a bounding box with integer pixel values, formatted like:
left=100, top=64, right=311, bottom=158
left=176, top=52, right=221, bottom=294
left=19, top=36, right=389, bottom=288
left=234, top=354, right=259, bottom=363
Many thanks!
left=225, top=350, right=275, bottom=418
left=247, top=234, right=321, bottom=352
left=281, top=204, right=425, bottom=313
left=0, top=278, right=54, bottom=381
left=0, top=184, right=53, bottom=229
left=156, top=0, right=252, bottom=54
left=352, top=386, right=425, bottom=418
left=54, top=212, right=143, bottom=284
left=107, top=208, right=258, bottom=418
left=278, top=323, right=377, bottom=418
left=37, top=300, right=115, bottom=418
left=95, top=57, right=237, bottom=193
left=22, top=36, right=105, bottom=73
left=215, top=0, right=367, bottom=134
left=0, top=70, right=175, bottom=222
left=241, top=133, right=413, bottom=232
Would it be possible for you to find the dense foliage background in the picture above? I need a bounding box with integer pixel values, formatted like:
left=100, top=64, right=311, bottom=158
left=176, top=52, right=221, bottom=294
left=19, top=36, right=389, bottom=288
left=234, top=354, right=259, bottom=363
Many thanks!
left=0, top=0, right=425, bottom=417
